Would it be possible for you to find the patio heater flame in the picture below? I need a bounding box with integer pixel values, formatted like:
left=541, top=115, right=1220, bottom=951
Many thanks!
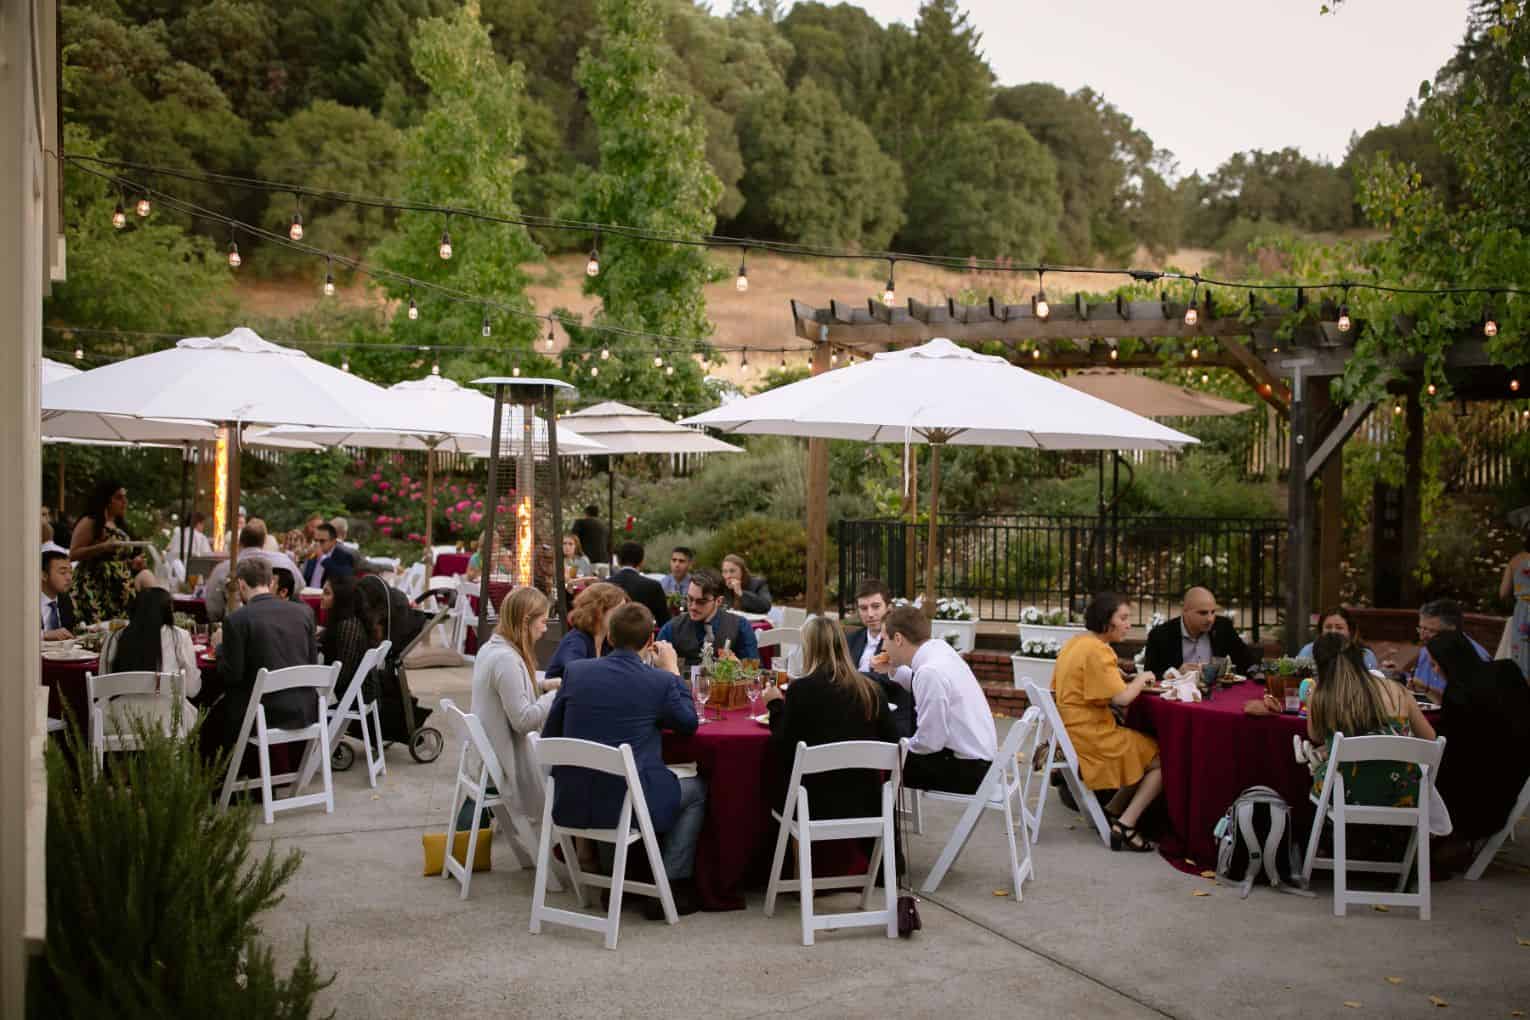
left=212, top=427, right=229, bottom=551
left=515, top=495, right=534, bottom=588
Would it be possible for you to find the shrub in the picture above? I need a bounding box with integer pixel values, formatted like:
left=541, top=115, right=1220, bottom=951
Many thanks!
left=631, top=437, right=806, bottom=538
left=37, top=714, right=331, bottom=1018
left=700, top=514, right=815, bottom=600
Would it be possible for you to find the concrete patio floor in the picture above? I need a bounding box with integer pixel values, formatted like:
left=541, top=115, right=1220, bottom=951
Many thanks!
left=255, top=666, right=1530, bottom=1019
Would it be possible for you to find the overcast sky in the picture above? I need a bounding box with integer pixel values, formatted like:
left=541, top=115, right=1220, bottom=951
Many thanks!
left=846, top=0, right=1473, bottom=177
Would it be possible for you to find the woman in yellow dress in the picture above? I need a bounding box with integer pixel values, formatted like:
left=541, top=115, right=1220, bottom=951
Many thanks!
left=1053, top=592, right=1162, bottom=852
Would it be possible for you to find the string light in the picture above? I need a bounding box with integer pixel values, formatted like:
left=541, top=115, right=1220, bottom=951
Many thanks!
left=438, top=224, right=453, bottom=260
left=341, top=357, right=350, bottom=372
left=735, top=248, right=748, bottom=293
left=543, top=320, right=555, bottom=351
left=1200, top=372, right=1210, bottom=385
left=1336, top=285, right=1352, bottom=333
left=1031, top=347, right=1041, bottom=361
left=73, top=347, right=83, bottom=361
left=665, top=364, right=674, bottom=376
left=589, top=365, right=599, bottom=378
left=586, top=232, right=601, bottom=277
left=226, top=237, right=241, bottom=269
left=323, top=258, right=335, bottom=297
left=1512, top=378, right=1521, bottom=393
left=1108, top=347, right=1119, bottom=361
left=111, top=197, right=126, bottom=230
left=289, top=199, right=304, bottom=241
left=134, top=194, right=151, bottom=218
left=481, top=309, right=492, bottom=337
left=1484, top=296, right=1499, bottom=338
left=1184, top=278, right=1200, bottom=327
left=511, top=364, right=521, bottom=377
left=882, top=260, right=896, bottom=306
left=1190, top=345, right=1200, bottom=359
left=740, top=351, right=750, bottom=375
left=432, top=359, right=440, bottom=376
left=1393, top=402, right=1402, bottom=415
left=653, top=355, right=664, bottom=368
left=779, top=354, right=787, bottom=370
left=1426, top=383, right=1437, bottom=396
left=830, top=349, right=838, bottom=366
left=407, top=289, right=419, bottom=320
left=1033, top=269, right=1049, bottom=320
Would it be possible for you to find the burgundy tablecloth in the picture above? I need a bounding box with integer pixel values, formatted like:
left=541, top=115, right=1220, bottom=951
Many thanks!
left=41, top=654, right=97, bottom=731
left=434, top=552, right=471, bottom=577
left=172, top=595, right=208, bottom=624
left=1127, top=681, right=1311, bottom=870
left=299, top=592, right=328, bottom=626
left=663, top=707, right=773, bottom=910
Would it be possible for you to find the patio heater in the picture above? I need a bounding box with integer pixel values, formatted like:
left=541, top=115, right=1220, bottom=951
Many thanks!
left=470, top=377, right=574, bottom=646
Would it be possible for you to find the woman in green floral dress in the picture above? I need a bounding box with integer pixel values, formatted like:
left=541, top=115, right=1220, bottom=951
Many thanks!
left=67, top=479, right=145, bottom=624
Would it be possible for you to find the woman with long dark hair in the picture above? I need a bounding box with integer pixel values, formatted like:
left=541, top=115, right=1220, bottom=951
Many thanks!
left=1427, top=629, right=1530, bottom=849
left=321, top=575, right=377, bottom=702
left=68, top=478, right=144, bottom=623
left=100, top=586, right=201, bottom=721
left=761, top=615, right=896, bottom=821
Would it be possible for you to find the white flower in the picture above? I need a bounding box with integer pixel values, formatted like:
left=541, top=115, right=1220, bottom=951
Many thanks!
left=1150, top=611, right=1166, bottom=628
left=1020, top=605, right=1043, bottom=624
left=1201, top=554, right=1215, bottom=568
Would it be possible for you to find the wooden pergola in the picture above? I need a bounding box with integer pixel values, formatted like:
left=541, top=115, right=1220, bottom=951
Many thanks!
left=786, top=293, right=1516, bottom=651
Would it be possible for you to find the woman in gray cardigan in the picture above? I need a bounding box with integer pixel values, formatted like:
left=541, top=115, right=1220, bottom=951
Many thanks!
left=463, top=587, right=556, bottom=828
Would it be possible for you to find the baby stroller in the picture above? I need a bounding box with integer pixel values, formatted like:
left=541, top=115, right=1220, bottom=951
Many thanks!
left=331, top=576, right=446, bottom=770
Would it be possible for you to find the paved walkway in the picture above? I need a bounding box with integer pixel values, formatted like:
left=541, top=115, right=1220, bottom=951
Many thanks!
left=256, top=667, right=1530, bottom=1019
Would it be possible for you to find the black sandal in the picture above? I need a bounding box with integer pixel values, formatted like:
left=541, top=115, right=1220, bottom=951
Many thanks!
left=1110, top=819, right=1154, bottom=853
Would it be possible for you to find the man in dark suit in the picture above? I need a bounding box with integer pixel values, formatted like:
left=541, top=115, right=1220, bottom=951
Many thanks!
left=301, top=522, right=355, bottom=588
left=40, top=549, right=77, bottom=639
left=1142, top=586, right=1258, bottom=680
left=543, top=603, right=704, bottom=916
left=608, top=540, right=672, bottom=624
left=844, top=577, right=914, bottom=737
left=211, top=557, right=319, bottom=755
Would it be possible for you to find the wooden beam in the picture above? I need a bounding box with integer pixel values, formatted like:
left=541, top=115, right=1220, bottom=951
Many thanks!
left=791, top=313, right=1285, bottom=344
left=1220, top=338, right=1292, bottom=415
left=1304, top=398, right=1376, bottom=485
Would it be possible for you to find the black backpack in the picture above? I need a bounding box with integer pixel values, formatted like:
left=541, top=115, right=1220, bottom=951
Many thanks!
left=1213, top=786, right=1313, bottom=898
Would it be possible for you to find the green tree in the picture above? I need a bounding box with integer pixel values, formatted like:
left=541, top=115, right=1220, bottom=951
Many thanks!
left=47, top=126, right=233, bottom=340
left=878, top=0, right=993, bottom=163
left=258, top=101, right=405, bottom=258
left=735, top=79, right=905, bottom=250
left=900, top=119, right=1061, bottom=257
left=778, top=1, right=888, bottom=116
left=562, top=0, right=723, bottom=409
left=366, top=1, right=544, bottom=385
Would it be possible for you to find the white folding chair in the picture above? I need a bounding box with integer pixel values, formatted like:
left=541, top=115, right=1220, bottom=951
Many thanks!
left=1466, top=774, right=1530, bottom=880
left=527, top=734, right=676, bottom=949
left=448, top=577, right=480, bottom=659
left=399, top=563, right=428, bottom=600
left=764, top=739, right=904, bottom=946
left=218, top=663, right=341, bottom=825
left=438, top=698, right=549, bottom=899
left=86, top=669, right=184, bottom=769
left=1300, top=732, right=1447, bottom=919
left=919, top=707, right=1044, bottom=897
left=779, top=607, right=808, bottom=629
left=297, top=641, right=392, bottom=793
left=1021, top=680, right=1112, bottom=847
left=757, top=627, right=803, bottom=674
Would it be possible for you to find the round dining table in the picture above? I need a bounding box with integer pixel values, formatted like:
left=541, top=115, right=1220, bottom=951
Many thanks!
left=1126, top=681, right=1313, bottom=870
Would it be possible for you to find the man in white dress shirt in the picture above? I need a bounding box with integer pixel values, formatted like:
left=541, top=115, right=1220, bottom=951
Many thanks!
left=882, top=604, right=997, bottom=794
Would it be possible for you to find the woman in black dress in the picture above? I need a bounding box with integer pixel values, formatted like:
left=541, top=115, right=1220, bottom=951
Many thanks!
left=321, top=575, right=377, bottom=703
left=761, top=615, right=897, bottom=821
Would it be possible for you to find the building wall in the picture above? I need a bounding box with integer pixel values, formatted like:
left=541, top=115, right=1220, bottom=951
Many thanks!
left=2, top=0, right=61, bottom=1013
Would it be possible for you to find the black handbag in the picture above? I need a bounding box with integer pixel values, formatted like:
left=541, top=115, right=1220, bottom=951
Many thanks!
left=894, top=770, right=921, bottom=938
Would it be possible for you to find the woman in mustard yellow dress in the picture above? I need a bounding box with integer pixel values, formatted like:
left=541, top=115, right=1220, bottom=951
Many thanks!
left=1053, top=592, right=1163, bottom=852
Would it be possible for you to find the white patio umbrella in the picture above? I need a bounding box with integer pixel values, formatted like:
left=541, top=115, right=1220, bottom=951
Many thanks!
left=253, top=374, right=606, bottom=545
left=560, top=401, right=742, bottom=555
left=41, top=327, right=401, bottom=561
left=681, top=337, right=1198, bottom=608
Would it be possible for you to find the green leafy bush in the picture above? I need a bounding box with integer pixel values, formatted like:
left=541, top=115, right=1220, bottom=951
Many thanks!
left=700, top=514, right=814, bottom=600
left=37, top=715, right=331, bottom=1019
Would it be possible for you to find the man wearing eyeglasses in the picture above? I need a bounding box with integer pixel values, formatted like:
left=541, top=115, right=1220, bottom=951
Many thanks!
left=656, top=567, right=759, bottom=669
left=1411, top=598, right=1489, bottom=703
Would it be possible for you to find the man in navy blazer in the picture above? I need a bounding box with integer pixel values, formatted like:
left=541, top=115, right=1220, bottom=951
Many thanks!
left=542, top=602, right=705, bottom=916
left=301, top=522, right=355, bottom=588
left=844, top=578, right=915, bottom=737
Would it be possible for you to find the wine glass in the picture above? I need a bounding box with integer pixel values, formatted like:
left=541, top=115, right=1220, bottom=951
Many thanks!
left=746, top=676, right=763, bottom=712
left=693, top=672, right=711, bottom=724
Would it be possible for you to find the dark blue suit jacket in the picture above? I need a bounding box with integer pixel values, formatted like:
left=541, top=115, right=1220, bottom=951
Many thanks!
left=302, top=546, right=355, bottom=586
left=541, top=649, right=698, bottom=833
left=544, top=626, right=597, bottom=679
left=846, top=626, right=915, bottom=738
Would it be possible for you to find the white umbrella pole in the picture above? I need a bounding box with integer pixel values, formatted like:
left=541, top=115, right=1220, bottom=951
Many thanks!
left=425, top=444, right=435, bottom=558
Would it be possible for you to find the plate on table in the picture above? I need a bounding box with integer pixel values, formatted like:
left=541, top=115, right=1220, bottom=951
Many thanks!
left=42, top=648, right=98, bottom=662
left=751, top=713, right=770, bottom=727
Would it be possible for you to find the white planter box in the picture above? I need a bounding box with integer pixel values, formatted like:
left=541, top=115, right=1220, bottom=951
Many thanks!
left=931, top=618, right=977, bottom=654
left=1011, top=654, right=1057, bottom=690
left=1017, top=623, right=1086, bottom=646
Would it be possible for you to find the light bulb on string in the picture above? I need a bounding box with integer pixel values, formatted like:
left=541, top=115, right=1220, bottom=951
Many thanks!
left=543, top=321, right=555, bottom=351
left=431, top=360, right=440, bottom=376
left=736, top=248, right=748, bottom=293
left=135, top=194, right=151, bottom=218
left=586, top=232, right=601, bottom=277
left=589, top=365, right=599, bottom=378
left=407, top=290, right=419, bottom=321
left=830, top=349, right=838, bottom=366
left=481, top=310, right=492, bottom=338
left=1336, top=285, right=1351, bottom=333
left=1393, top=402, right=1402, bottom=415
left=1184, top=280, right=1200, bottom=327
left=1200, top=372, right=1210, bottom=385
left=740, top=351, right=750, bottom=375
left=1484, top=294, right=1499, bottom=337
left=665, top=364, right=674, bottom=377
left=1190, top=345, right=1200, bottom=359
left=599, top=347, right=610, bottom=361
left=1511, top=378, right=1521, bottom=393
left=1031, top=347, right=1041, bottom=361
left=654, top=355, right=664, bottom=368
left=438, top=226, right=453, bottom=260
left=779, top=354, right=787, bottom=370
left=1427, top=383, right=1437, bottom=396
left=111, top=199, right=126, bottom=230
left=323, top=258, right=335, bottom=297
left=1108, top=347, right=1119, bottom=361
left=511, top=364, right=521, bottom=377
left=289, top=205, right=304, bottom=241
left=341, top=358, right=350, bottom=373
left=882, top=259, right=896, bottom=306
left=227, top=239, right=241, bottom=269
left=73, top=347, right=83, bottom=361
left=1033, top=269, right=1049, bottom=320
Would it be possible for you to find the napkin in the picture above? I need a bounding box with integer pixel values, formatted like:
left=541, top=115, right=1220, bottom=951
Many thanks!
left=1159, top=676, right=1202, bottom=702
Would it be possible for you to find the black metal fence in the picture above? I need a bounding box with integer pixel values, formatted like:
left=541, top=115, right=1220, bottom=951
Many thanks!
left=837, top=514, right=1286, bottom=639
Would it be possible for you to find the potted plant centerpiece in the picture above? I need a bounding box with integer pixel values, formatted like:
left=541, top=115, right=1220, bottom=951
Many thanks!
left=1012, top=635, right=1064, bottom=688
left=890, top=596, right=979, bottom=653
left=1017, top=605, right=1086, bottom=646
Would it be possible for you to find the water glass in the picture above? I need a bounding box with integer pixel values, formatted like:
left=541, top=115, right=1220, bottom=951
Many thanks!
left=693, top=672, right=711, bottom=724
left=746, top=678, right=762, bottom=710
